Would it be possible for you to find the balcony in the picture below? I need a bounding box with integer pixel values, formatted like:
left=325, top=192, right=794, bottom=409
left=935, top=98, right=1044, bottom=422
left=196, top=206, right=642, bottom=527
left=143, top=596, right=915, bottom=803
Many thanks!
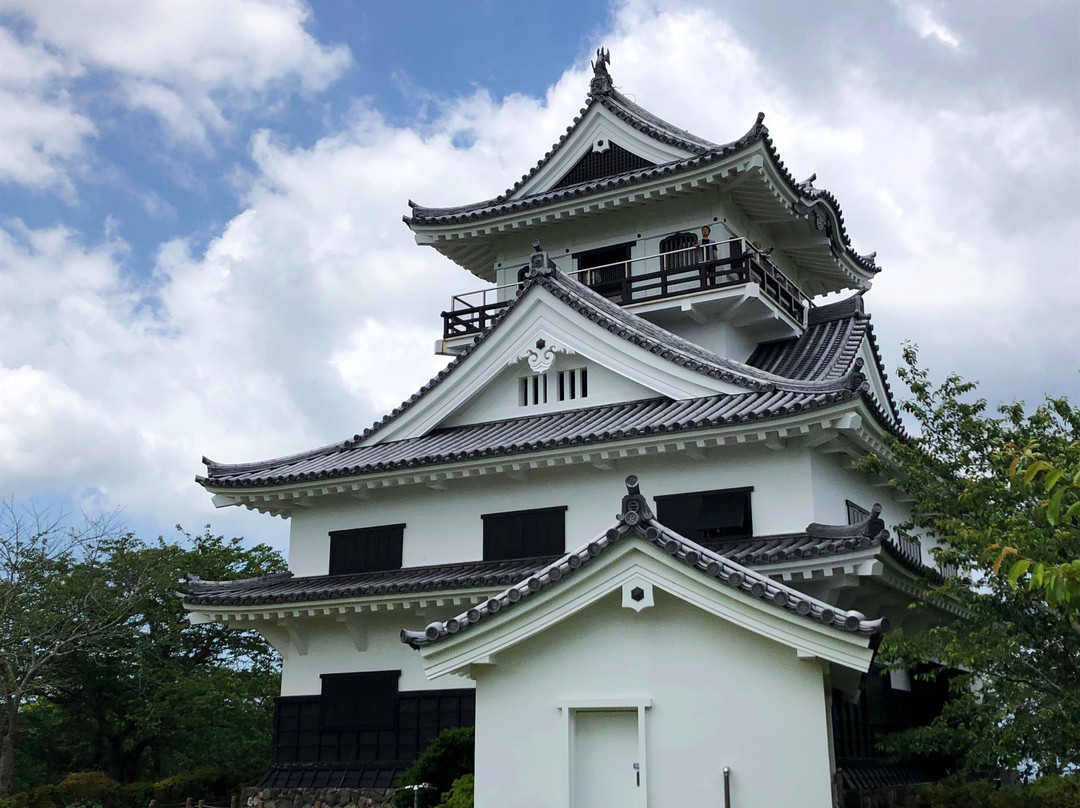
left=440, top=238, right=811, bottom=344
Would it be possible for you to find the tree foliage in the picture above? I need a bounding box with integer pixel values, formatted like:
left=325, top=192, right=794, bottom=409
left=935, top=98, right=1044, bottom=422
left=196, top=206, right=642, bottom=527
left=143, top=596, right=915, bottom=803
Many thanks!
left=434, top=774, right=473, bottom=808
left=994, top=443, right=1080, bottom=618
left=1, top=509, right=286, bottom=794
left=0, top=502, right=145, bottom=796
left=860, top=346, right=1080, bottom=778
left=394, top=727, right=475, bottom=808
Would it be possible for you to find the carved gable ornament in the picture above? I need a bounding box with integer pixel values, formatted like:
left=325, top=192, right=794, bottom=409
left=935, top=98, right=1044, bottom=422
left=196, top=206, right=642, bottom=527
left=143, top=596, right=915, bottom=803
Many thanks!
left=513, top=336, right=575, bottom=373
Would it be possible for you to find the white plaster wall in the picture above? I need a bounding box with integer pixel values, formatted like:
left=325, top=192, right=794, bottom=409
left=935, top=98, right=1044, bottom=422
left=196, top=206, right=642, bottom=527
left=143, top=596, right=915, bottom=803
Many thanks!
left=277, top=611, right=472, bottom=696
left=809, top=452, right=940, bottom=562
left=489, top=191, right=806, bottom=293
left=472, top=590, right=835, bottom=808
left=440, top=353, right=658, bottom=429
left=652, top=319, right=759, bottom=364
left=287, top=444, right=816, bottom=576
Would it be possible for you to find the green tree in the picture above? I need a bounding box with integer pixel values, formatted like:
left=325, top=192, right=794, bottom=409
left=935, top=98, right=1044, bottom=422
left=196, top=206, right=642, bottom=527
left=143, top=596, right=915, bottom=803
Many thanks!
left=394, top=727, right=475, bottom=808
left=12, top=526, right=286, bottom=789
left=0, top=501, right=145, bottom=796
left=994, top=443, right=1080, bottom=621
left=861, top=347, right=1080, bottom=778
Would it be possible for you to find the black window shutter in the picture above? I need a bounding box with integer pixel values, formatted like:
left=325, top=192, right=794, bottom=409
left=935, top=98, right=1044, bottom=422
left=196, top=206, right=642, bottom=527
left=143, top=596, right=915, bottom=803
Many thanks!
left=656, top=488, right=753, bottom=543
left=482, top=507, right=566, bottom=560
left=320, top=670, right=400, bottom=731
left=846, top=500, right=870, bottom=525
left=328, top=524, right=404, bottom=575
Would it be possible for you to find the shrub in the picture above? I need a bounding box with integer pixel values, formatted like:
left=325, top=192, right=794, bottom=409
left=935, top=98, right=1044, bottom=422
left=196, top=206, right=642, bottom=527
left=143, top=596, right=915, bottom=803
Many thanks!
left=58, top=772, right=121, bottom=808
left=117, top=782, right=154, bottom=808
left=152, top=768, right=239, bottom=804
left=394, top=727, right=475, bottom=808
left=434, top=775, right=473, bottom=808
left=1024, top=775, right=1080, bottom=808
left=909, top=780, right=1020, bottom=808
left=19, top=785, right=60, bottom=808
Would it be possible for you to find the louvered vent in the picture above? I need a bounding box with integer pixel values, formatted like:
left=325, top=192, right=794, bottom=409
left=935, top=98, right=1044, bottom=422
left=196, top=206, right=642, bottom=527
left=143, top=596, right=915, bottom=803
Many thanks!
left=552, top=143, right=656, bottom=189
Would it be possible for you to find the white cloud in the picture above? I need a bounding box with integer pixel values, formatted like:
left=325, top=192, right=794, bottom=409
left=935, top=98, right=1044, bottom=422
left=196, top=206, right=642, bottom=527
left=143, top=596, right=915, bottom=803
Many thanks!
left=892, top=1, right=963, bottom=49
left=0, top=27, right=93, bottom=194
left=0, top=0, right=1076, bottom=546
left=0, top=0, right=350, bottom=187
left=2, top=0, right=348, bottom=91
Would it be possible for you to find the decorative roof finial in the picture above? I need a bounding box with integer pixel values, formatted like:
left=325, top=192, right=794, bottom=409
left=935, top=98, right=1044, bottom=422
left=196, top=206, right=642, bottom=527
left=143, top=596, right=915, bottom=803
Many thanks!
left=590, top=47, right=612, bottom=96
left=524, top=240, right=557, bottom=279
left=618, top=474, right=654, bottom=526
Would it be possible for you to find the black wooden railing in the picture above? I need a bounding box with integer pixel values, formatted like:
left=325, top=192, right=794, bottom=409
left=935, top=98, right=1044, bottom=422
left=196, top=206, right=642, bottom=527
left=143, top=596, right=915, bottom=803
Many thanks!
left=888, top=532, right=923, bottom=568
left=441, top=243, right=809, bottom=340
left=441, top=299, right=512, bottom=339
left=616, top=250, right=807, bottom=323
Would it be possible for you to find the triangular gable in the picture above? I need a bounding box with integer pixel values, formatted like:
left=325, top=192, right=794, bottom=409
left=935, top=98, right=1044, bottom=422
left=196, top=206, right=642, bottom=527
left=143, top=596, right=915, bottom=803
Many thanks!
left=403, top=476, right=884, bottom=679
left=358, top=270, right=764, bottom=447
left=511, top=100, right=690, bottom=199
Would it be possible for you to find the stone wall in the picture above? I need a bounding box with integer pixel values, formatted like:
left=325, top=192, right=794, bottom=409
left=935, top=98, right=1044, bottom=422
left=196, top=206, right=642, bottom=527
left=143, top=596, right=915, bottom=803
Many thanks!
left=239, top=787, right=396, bottom=808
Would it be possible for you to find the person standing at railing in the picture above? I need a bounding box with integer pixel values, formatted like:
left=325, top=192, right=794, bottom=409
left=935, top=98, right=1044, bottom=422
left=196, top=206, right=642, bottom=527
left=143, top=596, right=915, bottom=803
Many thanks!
left=751, top=240, right=775, bottom=258
left=700, top=225, right=718, bottom=262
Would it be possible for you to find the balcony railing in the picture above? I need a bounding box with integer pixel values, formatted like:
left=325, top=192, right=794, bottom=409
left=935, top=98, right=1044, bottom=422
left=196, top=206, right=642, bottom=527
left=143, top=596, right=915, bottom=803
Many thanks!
left=441, top=238, right=811, bottom=340
left=888, top=532, right=924, bottom=568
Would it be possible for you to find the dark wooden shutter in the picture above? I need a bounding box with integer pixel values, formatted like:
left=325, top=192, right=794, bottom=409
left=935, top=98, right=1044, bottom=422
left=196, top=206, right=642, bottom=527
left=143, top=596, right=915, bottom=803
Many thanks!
left=328, top=524, right=404, bottom=575
left=574, top=243, right=633, bottom=301
left=320, top=670, right=400, bottom=731
left=482, top=507, right=566, bottom=560
left=655, top=488, right=753, bottom=542
left=659, top=232, right=699, bottom=271
left=846, top=500, right=870, bottom=525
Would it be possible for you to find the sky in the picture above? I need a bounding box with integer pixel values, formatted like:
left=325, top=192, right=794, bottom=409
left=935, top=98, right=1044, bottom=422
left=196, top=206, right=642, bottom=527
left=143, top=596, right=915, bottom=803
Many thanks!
left=1, top=0, right=1077, bottom=555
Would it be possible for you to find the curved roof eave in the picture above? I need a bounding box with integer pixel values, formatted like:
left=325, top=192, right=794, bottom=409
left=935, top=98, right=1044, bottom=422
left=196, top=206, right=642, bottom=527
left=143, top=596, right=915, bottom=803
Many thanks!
left=406, top=116, right=879, bottom=284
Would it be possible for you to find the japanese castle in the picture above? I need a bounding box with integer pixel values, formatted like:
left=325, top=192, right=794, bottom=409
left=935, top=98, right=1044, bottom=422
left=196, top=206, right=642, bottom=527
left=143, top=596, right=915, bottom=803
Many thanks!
left=185, top=51, right=955, bottom=808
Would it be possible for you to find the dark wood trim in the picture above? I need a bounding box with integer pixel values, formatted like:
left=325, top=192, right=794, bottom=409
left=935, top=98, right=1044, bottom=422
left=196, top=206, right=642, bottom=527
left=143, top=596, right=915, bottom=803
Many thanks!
left=654, top=486, right=754, bottom=502
left=480, top=505, right=569, bottom=519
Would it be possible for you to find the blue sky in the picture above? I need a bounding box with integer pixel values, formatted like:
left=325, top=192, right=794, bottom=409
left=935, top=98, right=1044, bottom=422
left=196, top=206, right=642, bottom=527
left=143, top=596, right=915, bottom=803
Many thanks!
left=1, top=2, right=614, bottom=288
left=1, top=0, right=1077, bottom=553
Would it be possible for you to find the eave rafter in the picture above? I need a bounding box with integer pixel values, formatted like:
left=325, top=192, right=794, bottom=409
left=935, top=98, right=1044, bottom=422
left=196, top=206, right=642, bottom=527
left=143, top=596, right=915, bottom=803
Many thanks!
left=185, top=588, right=499, bottom=626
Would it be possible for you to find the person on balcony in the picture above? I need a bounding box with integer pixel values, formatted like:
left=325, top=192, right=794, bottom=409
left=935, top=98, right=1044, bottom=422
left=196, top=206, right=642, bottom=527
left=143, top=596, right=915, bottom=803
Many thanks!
left=700, top=225, right=718, bottom=262
left=751, top=240, right=775, bottom=258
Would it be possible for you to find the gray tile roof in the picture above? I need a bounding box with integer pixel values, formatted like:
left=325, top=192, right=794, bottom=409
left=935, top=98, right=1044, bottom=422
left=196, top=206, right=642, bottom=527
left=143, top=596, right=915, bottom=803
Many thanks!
left=199, top=266, right=898, bottom=490
left=201, top=390, right=867, bottom=488
left=182, top=533, right=887, bottom=608
left=183, top=501, right=932, bottom=609
left=400, top=476, right=889, bottom=647
left=185, top=558, right=556, bottom=607
left=406, top=58, right=879, bottom=276
left=749, top=293, right=900, bottom=422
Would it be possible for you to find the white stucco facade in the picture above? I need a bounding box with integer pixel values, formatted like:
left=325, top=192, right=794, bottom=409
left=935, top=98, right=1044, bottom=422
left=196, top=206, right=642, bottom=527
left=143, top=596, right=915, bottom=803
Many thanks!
left=287, top=441, right=915, bottom=578
left=188, top=57, right=936, bottom=803
left=472, top=592, right=837, bottom=808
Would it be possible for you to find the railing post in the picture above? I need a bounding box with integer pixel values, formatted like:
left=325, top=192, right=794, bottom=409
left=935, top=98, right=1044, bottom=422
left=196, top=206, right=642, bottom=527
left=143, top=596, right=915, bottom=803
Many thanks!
left=723, top=766, right=731, bottom=807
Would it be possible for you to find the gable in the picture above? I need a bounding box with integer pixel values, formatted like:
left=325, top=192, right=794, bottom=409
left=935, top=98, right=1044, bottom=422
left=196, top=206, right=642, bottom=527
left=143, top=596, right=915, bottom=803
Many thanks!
left=439, top=350, right=659, bottom=429
left=512, top=103, right=693, bottom=200
left=415, top=537, right=876, bottom=680
left=359, top=283, right=748, bottom=446
left=551, top=142, right=657, bottom=190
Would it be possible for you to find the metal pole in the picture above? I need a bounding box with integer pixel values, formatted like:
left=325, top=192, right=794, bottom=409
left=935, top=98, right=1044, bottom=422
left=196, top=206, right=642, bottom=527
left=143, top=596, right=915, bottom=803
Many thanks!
left=723, top=766, right=731, bottom=808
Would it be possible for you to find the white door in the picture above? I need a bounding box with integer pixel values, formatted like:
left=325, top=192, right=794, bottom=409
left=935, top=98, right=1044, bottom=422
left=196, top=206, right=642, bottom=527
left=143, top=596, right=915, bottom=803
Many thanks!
left=572, top=710, right=642, bottom=808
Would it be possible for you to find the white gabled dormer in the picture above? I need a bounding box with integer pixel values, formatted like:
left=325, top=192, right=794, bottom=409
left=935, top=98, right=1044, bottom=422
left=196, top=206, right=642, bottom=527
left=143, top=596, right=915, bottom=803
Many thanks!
left=364, top=262, right=761, bottom=444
